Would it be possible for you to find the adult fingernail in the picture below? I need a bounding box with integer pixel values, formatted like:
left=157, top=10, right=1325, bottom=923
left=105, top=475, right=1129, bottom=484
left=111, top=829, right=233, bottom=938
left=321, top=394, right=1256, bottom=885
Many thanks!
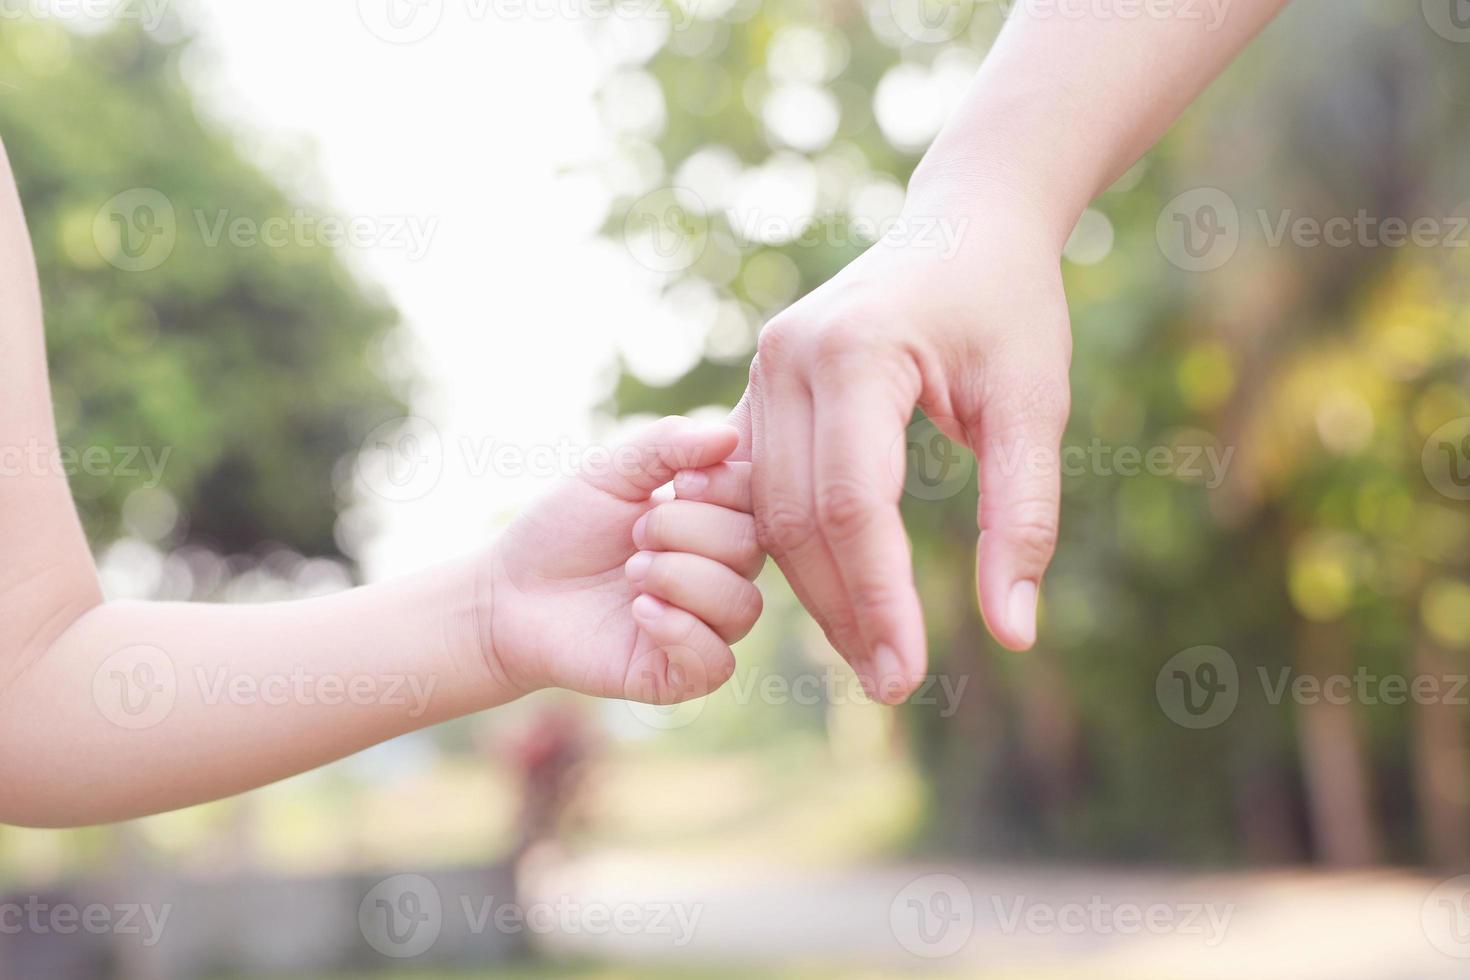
left=675, top=469, right=708, bottom=498
left=632, top=513, right=651, bottom=549
left=1008, top=580, right=1038, bottom=648
left=626, top=552, right=654, bottom=583
left=872, top=644, right=907, bottom=704
left=632, top=593, right=666, bottom=621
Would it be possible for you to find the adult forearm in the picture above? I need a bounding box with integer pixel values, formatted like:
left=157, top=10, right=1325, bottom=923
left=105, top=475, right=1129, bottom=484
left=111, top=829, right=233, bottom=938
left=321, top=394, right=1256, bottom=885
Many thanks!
left=0, top=555, right=507, bottom=827
left=911, top=0, right=1290, bottom=239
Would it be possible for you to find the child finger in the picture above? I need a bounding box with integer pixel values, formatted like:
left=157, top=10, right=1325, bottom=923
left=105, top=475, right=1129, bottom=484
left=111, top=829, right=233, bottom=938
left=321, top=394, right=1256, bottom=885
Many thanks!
left=626, top=594, right=737, bottom=704
left=581, top=417, right=740, bottom=502
left=632, top=500, right=764, bottom=579
left=673, top=461, right=752, bottom=513
left=626, top=551, right=763, bottom=643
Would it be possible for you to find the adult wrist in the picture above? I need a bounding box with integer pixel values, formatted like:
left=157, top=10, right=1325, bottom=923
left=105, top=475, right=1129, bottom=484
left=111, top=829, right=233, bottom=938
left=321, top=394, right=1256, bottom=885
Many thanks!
left=903, top=163, right=1077, bottom=261
left=906, top=70, right=1104, bottom=253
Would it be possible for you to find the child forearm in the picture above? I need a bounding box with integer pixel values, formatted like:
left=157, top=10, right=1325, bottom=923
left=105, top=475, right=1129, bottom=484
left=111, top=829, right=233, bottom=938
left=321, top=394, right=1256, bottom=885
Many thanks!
left=0, top=554, right=510, bottom=827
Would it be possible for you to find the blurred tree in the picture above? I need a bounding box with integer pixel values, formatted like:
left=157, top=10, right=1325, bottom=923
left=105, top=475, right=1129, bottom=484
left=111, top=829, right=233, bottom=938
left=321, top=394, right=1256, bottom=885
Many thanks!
left=0, top=16, right=405, bottom=561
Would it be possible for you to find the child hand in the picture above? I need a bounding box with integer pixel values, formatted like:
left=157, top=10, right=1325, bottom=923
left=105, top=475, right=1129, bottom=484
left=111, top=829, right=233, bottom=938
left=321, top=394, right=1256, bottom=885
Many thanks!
left=483, top=417, right=764, bottom=705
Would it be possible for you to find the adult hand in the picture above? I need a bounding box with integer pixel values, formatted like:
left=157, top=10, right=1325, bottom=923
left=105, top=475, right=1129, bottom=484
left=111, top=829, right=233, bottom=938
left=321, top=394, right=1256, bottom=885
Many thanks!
left=730, top=178, right=1073, bottom=703
left=722, top=0, right=1286, bottom=705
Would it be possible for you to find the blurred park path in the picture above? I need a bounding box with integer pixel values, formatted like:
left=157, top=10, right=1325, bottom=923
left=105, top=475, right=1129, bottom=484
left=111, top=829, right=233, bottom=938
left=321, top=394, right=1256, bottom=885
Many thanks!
left=526, top=854, right=1468, bottom=979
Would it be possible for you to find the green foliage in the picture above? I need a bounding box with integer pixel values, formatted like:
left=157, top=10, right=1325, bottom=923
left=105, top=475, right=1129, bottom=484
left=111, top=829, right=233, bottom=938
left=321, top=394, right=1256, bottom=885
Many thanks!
left=0, top=18, right=404, bottom=558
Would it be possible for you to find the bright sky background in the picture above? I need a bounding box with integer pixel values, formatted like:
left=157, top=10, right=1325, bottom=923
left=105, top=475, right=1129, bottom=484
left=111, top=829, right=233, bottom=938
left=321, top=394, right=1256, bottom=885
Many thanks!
left=183, top=0, right=695, bottom=581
